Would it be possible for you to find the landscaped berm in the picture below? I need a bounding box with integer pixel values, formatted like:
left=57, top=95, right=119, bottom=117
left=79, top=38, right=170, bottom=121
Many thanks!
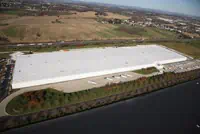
left=134, top=67, right=159, bottom=75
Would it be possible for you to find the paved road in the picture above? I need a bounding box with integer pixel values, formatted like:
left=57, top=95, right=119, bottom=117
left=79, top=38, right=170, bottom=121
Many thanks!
left=0, top=51, right=30, bottom=54
left=0, top=39, right=199, bottom=48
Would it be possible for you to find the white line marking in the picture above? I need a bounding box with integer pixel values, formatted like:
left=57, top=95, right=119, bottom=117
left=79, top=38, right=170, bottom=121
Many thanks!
left=106, top=78, right=113, bottom=81
left=88, top=81, right=97, bottom=85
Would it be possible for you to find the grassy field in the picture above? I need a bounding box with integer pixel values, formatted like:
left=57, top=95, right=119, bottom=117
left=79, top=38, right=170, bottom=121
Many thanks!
left=0, top=11, right=180, bottom=43
left=0, top=53, right=11, bottom=58
left=159, top=40, right=200, bottom=59
left=2, top=26, right=18, bottom=37
left=143, top=27, right=178, bottom=39
left=2, top=26, right=25, bottom=38
left=0, top=10, right=24, bottom=15
left=134, top=67, right=159, bottom=75
left=97, top=27, right=137, bottom=38
left=0, top=43, right=137, bottom=53
left=0, top=18, right=129, bottom=42
left=0, top=23, right=9, bottom=26
left=0, top=11, right=132, bottom=43
left=115, top=25, right=178, bottom=39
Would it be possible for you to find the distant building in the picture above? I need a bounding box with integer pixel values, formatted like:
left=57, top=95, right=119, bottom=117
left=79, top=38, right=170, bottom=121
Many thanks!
left=157, top=17, right=174, bottom=23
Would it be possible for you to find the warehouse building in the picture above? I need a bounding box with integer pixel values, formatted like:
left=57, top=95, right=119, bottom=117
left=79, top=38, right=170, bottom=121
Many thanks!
left=12, top=45, right=187, bottom=89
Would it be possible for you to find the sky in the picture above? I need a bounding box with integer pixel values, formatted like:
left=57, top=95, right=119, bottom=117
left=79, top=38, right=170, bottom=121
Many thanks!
left=81, top=0, right=200, bottom=17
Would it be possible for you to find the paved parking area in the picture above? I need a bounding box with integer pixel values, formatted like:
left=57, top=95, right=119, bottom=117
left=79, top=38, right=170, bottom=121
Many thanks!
left=22, top=71, right=143, bottom=93
left=163, top=59, right=200, bottom=73
left=0, top=60, right=15, bottom=102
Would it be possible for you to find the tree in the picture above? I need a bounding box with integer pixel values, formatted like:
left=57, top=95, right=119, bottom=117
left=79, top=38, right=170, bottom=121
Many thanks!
left=36, top=33, right=41, bottom=37
left=53, top=100, right=60, bottom=107
left=43, top=102, right=51, bottom=109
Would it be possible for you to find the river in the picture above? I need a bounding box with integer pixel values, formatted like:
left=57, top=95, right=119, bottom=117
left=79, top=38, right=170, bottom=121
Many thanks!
left=3, top=78, right=200, bottom=134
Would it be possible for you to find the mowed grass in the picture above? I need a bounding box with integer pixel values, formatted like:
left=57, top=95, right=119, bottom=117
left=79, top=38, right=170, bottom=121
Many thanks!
left=115, top=25, right=178, bottom=39
left=160, top=41, right=200, bottom=59
left=2, top=26, right=17, bottom=37
left=0, top=23, right=9, bottom=26
left=97, top=25, right=177, bottom=39
left=0, top=53, right=11, bottom=58
left=116, top=25, right=146, bottom=35
left=143, top=27, right=178, bottom=39
left=134, top=67, right=159, bottom=75
left=2, top=26, right=26, bottom=39
left=97, top=27, right=137, bottom=39
left=0, top=10, right=24, bottom=15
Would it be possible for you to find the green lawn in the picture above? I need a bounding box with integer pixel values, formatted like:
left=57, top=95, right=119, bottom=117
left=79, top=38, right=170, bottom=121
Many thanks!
left=114, top=25, right=178, bottom=39
left=0, top=10, right=23, bottom=15
left=2, top=26, right=26, bottom=39
left=0, top=53, right=11, bottom=58
left=2, top=26, right=17, bottom=38
left=0, top=43, right=138, bottom=53
left=160, top=40, right=200, bottom=59
left=97, top=26, right=137, bottom=38
left=98, top=25, right=178, bottom=39
left=0, top=23, right=9, bottom=26
left=142, top=27, right=178, bottom=39
left=134, top=67, right=159, bottom=75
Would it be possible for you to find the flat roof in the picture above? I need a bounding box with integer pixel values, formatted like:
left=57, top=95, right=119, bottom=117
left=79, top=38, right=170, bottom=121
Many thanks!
left=12, top=45, right=187, bottom=89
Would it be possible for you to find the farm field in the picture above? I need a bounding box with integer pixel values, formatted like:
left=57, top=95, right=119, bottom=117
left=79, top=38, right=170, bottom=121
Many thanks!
left=0, top=11, right=178, bottom=43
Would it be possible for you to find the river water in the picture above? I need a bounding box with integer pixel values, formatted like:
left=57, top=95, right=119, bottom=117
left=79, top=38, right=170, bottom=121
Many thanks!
left=3, top=78, right=200, bottom=134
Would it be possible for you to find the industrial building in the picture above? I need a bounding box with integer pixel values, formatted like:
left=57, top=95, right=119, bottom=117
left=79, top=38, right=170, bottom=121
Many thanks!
left=12, top=45, right=187, bottom=89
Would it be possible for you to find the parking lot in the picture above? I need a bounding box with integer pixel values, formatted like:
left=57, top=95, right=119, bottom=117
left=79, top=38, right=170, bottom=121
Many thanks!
left=163, top=59, right=200, bottom=73
left=0, top=59, right=14, bottom=101
left=22, top=71, right=144, bottom=93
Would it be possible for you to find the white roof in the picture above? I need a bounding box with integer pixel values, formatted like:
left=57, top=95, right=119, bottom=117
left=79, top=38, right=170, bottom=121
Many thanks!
left=12, top=45, right=187, bottom=89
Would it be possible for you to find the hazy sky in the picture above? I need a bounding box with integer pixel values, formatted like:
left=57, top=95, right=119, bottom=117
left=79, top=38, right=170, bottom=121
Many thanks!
left=82, top=0, right=200, bottom=17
